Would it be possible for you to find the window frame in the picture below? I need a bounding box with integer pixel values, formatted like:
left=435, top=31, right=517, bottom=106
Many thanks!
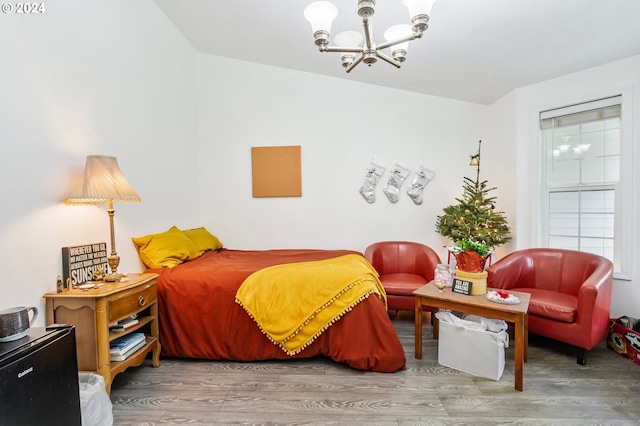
left=539, top=89, right=633, bottom=280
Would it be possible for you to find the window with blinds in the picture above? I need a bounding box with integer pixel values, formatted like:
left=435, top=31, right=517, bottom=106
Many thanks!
left=540, top=95, right=627, bottom=275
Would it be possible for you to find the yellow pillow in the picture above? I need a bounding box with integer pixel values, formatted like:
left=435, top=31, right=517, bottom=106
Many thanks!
left=131, top=226, right=199, bottom=268
left=183, top=227, right=223, bottom=254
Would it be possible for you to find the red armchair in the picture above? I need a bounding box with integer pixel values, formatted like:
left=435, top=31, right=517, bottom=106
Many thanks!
left=364, top=241, right=442, bottom=313
left=487, top=248, right=613, bottom=365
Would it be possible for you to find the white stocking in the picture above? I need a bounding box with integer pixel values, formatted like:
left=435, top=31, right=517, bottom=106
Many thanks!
left=407, top=167, right=435, bottom=205
left=359, top=162, right=386, bottom=204
left=383, top=164, right=410, bottom=203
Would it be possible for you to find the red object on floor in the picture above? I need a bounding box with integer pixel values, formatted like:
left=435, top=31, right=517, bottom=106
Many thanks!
left=608, top=319, right=640, bottom=366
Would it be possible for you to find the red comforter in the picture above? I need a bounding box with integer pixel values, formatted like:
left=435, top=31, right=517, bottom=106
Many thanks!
left=148, top=249, right=406, bottom=372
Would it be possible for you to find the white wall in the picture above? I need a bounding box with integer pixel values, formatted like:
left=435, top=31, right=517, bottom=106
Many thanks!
left=483, top=91, right=518, bottom=261
left=0, top=0, right=200, bottom=326
left=196, top=54, right=497, bottom=261
left=507, top=55, right=640, bottom=318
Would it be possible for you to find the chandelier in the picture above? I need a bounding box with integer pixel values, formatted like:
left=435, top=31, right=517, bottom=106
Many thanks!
left=304, top=0, right=437, bottom=73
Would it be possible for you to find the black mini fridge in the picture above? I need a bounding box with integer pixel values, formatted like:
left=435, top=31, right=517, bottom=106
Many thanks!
left=0, top=325, right=82, bottom=425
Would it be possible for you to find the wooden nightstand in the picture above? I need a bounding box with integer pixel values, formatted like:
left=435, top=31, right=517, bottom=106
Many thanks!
left=43, top=273, right=160, bottom=394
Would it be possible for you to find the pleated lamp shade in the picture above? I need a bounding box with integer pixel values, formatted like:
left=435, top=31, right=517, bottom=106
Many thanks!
left=66, top=155, right=140, bottom=204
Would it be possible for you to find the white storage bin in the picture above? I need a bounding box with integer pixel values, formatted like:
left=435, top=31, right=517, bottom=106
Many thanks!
left=435, top=311, right=509, bottom=381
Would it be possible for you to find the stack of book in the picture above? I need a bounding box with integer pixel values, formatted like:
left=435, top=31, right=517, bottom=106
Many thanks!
left=109, top=316, right=139, bottom=332
left=110, top=332, right=146, bottom=362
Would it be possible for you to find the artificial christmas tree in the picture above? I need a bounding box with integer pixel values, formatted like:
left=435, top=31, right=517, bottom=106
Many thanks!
left=435, top=140, right=511, bottom=294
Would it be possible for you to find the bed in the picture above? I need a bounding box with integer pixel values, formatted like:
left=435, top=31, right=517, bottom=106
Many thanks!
left=144, top=247, right=407, bottom=373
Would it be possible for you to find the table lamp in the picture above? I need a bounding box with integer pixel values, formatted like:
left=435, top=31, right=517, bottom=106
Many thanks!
left=65, top=155, right=140, bottom=282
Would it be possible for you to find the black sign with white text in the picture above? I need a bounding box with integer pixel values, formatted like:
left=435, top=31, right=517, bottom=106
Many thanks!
left=62, top=242, right=108, bottom=286
left=452, top=278, right=473, bottom=295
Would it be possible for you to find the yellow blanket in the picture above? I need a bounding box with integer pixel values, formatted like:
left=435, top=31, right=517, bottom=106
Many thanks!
left=235, top=254, right=386, bottom=356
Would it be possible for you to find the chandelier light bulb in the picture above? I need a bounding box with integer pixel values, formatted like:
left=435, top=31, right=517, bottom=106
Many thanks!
left=402, top=0, right=437, bottom=32
left=334, top=30, right=363, bottom=47
left=384, top=24, right=412, bottom=62
left=304, top=1, right=339, bottom=46
left=357, top=0, right=376, bottom=18
left=335, top=31, right=364, bottom=68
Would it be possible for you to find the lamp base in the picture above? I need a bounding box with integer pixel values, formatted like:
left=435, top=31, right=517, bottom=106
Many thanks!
left=104, top=272, right=125, bottom=282
left=107, top=253, right=123, bottom=282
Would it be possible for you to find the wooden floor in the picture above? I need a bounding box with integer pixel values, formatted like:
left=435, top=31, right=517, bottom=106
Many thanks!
left=110, top=312, right=640, bottom=425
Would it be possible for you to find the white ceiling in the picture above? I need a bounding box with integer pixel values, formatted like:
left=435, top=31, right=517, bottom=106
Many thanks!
left=153, top=0, right=640, bottom=105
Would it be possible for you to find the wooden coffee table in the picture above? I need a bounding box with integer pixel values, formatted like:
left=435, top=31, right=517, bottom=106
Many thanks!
left=414, top=283, right=530, bottom=391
